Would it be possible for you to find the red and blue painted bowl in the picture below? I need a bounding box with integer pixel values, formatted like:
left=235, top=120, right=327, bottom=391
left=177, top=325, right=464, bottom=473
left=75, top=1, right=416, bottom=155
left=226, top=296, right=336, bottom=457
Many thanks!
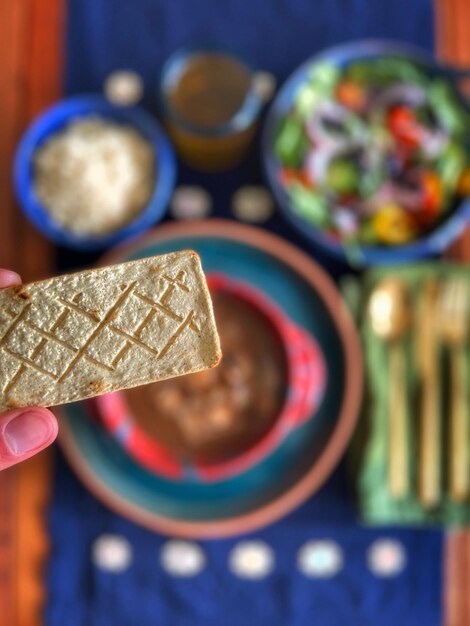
left=58, top=221, right=362, bottom=538
left=94, top=272, right=326, bottom=483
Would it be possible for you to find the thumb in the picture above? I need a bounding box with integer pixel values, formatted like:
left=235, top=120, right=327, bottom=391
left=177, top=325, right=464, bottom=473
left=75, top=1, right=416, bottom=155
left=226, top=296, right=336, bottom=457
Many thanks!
left=0, top=408, right=58, bottom=470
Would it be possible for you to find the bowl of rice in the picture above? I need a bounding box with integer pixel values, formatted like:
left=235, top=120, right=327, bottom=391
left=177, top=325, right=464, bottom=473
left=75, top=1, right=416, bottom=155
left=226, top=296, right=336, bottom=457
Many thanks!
left=14, top=95, right=176, bottom=251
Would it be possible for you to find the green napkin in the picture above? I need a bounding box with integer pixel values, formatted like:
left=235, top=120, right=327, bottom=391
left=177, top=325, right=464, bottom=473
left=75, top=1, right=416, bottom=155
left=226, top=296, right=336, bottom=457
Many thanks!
left=353, top=262, right=470, bottom=526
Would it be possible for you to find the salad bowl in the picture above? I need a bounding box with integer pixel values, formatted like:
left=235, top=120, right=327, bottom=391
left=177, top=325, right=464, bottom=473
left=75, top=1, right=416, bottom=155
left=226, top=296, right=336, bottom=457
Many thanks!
left=263, top=40, right=470, bottom=266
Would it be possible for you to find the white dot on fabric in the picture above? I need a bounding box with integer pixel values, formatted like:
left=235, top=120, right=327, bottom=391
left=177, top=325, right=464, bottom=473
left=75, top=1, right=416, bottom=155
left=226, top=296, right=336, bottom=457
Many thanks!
left=251, top=71, right=277, bottom=102
left=367, top=539, right=406, bottom=577
left=91, top=534, right=133, bottom=573
left=297, top=540, right=343, bottom=578
left=231, top=186, right=274, bottom=223
left=170, top=186, right=212, bottom=220
left=160, top=540, right=206, bottom=577
left=104, top=71, right=144, bottom=106
left=229, top=541, right=275, bottom=579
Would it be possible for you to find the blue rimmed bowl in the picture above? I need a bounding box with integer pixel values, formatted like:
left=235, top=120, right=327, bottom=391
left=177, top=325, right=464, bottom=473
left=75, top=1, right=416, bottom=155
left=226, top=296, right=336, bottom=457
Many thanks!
left=58, top=220, right=363, bottom=538
left=262, top=40, right=470, bottom=266
left=14, top=95, right=176, bottom=251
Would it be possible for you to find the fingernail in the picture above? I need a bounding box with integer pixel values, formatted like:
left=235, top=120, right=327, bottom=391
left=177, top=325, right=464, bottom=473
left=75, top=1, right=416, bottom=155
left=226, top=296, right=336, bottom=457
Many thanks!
left=0, top=270, right=21, bottom=289
left=4, top=411, right=54, bottom=455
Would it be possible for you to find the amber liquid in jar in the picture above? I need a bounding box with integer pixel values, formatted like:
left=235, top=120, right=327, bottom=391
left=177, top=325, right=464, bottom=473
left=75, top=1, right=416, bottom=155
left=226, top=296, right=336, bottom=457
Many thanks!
left=163, top=52, right=257, bottom=170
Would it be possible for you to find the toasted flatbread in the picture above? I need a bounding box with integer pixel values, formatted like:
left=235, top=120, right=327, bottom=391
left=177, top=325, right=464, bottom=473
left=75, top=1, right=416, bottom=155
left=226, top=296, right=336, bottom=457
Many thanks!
left=0, top=250, right=221, bottom=411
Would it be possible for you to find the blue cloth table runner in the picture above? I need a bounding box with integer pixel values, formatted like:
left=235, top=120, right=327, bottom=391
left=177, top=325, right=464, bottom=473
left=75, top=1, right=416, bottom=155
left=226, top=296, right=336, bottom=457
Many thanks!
left=47, top=1, right=442, bottom=624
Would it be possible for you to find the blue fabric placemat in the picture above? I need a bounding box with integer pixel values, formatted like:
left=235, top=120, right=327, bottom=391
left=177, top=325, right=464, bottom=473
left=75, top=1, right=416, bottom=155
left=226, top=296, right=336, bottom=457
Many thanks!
left=47, top=452, right=443, bottom=626
left=47, top=1, right=443, bottom=624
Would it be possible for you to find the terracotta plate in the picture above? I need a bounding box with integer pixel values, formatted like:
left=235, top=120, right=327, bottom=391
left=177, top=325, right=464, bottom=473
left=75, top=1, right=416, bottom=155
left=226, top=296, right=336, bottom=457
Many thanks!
left=58, top=220, right=363, bottom=538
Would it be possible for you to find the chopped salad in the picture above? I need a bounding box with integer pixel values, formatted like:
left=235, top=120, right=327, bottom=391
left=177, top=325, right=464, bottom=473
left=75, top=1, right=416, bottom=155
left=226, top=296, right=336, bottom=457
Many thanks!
left=274, top=57, right=470, bottom=251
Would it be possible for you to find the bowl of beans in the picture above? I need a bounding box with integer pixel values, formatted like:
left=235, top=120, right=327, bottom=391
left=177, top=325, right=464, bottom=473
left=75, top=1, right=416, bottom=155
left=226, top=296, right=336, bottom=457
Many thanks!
left=94, top=273, right=326, bottom=482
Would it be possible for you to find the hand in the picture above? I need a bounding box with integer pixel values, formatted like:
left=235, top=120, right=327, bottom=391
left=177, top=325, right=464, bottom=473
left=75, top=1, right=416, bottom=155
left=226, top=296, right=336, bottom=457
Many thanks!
left=0, top=269, right=58, bottom=470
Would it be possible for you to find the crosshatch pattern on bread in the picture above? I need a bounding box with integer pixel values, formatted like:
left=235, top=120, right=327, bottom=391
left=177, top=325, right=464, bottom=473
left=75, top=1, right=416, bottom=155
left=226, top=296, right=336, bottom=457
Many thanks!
left=0, top=251, right=221, bottom=411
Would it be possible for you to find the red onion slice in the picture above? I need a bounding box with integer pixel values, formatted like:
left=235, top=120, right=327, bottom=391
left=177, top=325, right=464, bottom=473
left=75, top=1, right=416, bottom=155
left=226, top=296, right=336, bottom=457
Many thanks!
left=373, top=83, right=427, bottom=110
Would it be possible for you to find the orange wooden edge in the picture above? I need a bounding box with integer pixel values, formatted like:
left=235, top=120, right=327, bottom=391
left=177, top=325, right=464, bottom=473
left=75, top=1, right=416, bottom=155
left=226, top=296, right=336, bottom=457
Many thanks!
left=436, top=0, right=470, bottom=624
left=0, top=0, right=63, bottom=625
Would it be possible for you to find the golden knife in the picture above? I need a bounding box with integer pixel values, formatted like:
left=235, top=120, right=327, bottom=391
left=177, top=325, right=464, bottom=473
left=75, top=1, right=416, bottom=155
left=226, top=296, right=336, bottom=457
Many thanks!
left=415, top=279, right=441, bottom=508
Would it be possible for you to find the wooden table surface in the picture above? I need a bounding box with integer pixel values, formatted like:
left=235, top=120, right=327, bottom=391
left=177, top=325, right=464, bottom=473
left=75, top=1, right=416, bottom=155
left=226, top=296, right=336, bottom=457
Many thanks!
left=0, top=1, right=468, bottom=625
left=0, top=2, right=63, bottom=626
left=436, top=1, right=470, bottom=625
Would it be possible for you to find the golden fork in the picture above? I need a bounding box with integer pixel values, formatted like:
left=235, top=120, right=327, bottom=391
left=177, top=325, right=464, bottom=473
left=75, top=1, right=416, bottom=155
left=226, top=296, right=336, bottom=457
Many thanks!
left=438, top=277, right=470, bottom=502
left=416, top=279, right=441, bottom=508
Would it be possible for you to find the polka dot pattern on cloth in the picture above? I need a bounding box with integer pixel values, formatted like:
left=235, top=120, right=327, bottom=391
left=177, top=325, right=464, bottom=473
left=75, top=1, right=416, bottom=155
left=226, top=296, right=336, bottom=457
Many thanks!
left=160, top=540, right=206, bottom=577
left=297, top=540, right=343, bottom=578
left=89, top=535, right=407, bottom=580
left=231, top=186, right=274, bottom=223
left=251, top=71, right=277, bottom=103
left=170, top=186, right=212, bottom=220
left=229, top=541, right=275, bottom=579
left=104, top=71, right=144, bottom=106
left=91, top=534, right=133, bottom=573
left=367, top=539, right=407, bottom=577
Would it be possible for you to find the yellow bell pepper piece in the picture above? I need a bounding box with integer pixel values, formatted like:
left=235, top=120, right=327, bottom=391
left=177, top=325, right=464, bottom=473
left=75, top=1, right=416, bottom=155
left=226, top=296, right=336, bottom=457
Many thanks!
left=372, top=204, right=417, bottom=245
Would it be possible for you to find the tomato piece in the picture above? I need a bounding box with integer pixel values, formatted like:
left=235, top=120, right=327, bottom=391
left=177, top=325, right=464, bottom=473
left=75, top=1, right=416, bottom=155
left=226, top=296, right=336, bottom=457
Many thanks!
left=336, top=80, right=367, bottom=112
left=279, top=167, right=314, bottom=188
left=299, top=169, right=315, bottom=187
left=387, top=106, right=422, bottom=148
left=420, top=170, right=443, bottom=215
left=279, top=168, right=297, bottom=186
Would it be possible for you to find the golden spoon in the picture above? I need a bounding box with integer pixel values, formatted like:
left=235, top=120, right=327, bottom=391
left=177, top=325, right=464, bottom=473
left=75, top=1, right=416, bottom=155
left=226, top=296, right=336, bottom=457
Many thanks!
left=369, top=278, right=412, bottom=499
